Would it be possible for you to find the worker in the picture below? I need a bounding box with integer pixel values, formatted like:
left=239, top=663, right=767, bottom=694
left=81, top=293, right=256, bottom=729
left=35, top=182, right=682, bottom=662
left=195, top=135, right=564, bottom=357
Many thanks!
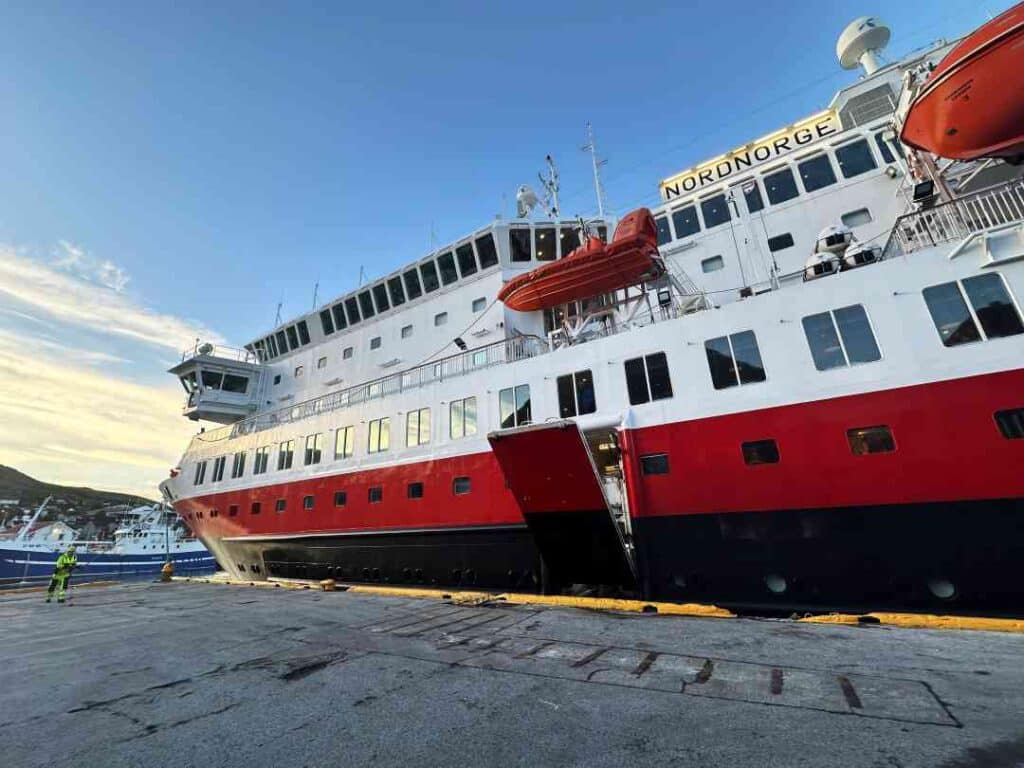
left=45, top=545, right=78, bottom=604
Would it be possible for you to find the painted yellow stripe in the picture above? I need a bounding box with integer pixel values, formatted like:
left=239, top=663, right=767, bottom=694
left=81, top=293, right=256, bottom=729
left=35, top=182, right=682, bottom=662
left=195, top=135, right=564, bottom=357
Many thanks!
left=499, top=592, right=735, bottom=618
left=799, top=612, right=1024, bottom=633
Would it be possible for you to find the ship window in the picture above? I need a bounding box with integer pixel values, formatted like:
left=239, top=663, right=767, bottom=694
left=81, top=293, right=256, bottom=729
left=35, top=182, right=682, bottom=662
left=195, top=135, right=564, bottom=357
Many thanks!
left=387, top=276, right=406, bottom=307
left=596, top=225, right=608, bottom=242
left=624, top=352, right=673, bottom=406
left=407, top=481, right=424, bottom=499
left=499, top=384, right=531, bottom=428
left=201, top=370, right=223, bottom=389
left=320, top=309, right=335, bottom=336
left=401, top=324, right=413, bottom=338
left=434, top=312, right=448, bottom=327
left=403, top=268, right=423, bottom=300
left=450, top=396, right=477, bottom=439
left=358, top=290, right=376, bottom=319
left=924, top=281, right=979, bottom=346
left=700, top=194, right=730, bottom=229
left=455, top=243, right=478, bottom=277
left=303, top=495, right=314, bottom=511
left=560, top=227, right=580, bottom=257
left=847, top=425, right=895, bottom=455
left=275, top=330, right=289, bottom=354
left=437, top=252, right=459, bottom=285
left=317, top=356, right=327, bottom=369
left=452, top=476, right=471, bottom=495
left=294, top=365, right=303, bottom=378
left=273, top=374, right=281, bottom=386
left=655, top=215, right=672, bottom=246
left=275, top=498, right=286, bottom=513
left=534, top=227, right=556, bottom=261
left=212, top=456, right=226, bottom=482
left=557, top=369, right=596, bottom=417
left=304, top=433, right=323, bottom=465
left=368, top=486, right=383, bottom=503
left=797, top=154, right=837, bottom=193
left=742, top=181, right=765, bottom=213
left=701, top=255, right=724, bottom=273
left=962, top=273, right=1024, bottom=340
left=266, top=335, right=279, bottom=358
left=230, top=451, right=245, bottom=479
left=475, top=233, right=499, bottom=268
left=705, top=330, right=766, bottom=389
left=332, top=303, right=348, bottom=331
left=286, top=325, right=300, bottom=350
left=254, top=446, right=271, bottom=475
left=251, top=502, right=261, bottom=515
left=842, top=208, right=873, bottom=228
left=297, top=320, right=311, bottom=345
left=472, top=297, right=486, bottom=313
left=742, top=439, right=779, bottom=465
left=874, top=132, right=896, bottom=164
left=995, top=408, right=1024, bottom=439
left=510, top=228, right=532, bottom=262
left=372, top=283, right=390, bottom=312
left=406, top=407, right=431, bottom=447
left=367, top=417, right=391, bottom=453
left=193, top=461, right=207, bottom=485
left=210, top=509, right=219, bottom=518
left=278, top=440, right=294, bottom=470
left=370, top=336, right=381, bottom=350
left=671, top=205, right=700, bottom=239
left=223, top=374, right=248, bottom=393
left=335, top=425, right=355, bottom=459
left=802, top=304, right=881, bottom=371
left=343, top=346, right=353, bottom=359
left=334, top=490, right=347, bottom=507
left=344, top=296, right=361, bottom=325
left=640, top=454, right=669, bottom=475
left=767, top=233, right=795, bottom=252
left=763, top=167, right=799, bottom=205
left=420, top=261, right=441, bottom=292
left=835, top=139, right=877, bottom=178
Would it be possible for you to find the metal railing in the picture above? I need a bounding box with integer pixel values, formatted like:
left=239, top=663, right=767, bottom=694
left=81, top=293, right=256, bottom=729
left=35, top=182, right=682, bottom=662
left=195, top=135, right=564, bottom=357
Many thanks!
left=180, top=342, right=258, bottom=364
left=882, top=179, right=1024, bottom=259
left=193, top=334, right=549, bottom=443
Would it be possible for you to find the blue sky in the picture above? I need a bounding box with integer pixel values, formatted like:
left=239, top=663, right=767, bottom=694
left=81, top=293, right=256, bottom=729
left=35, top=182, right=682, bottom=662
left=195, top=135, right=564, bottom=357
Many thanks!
left=0, top=0, right=1008, bottom=494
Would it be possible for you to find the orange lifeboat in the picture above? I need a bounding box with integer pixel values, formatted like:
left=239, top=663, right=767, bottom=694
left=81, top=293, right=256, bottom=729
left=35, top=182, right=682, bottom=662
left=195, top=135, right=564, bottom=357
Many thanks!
left=497, top=208, right=663, bottom=312
left=900, top=2, right=1024, bottom=161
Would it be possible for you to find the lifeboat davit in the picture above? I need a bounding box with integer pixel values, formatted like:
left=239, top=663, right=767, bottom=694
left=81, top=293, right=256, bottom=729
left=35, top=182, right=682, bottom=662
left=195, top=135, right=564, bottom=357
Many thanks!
left=497, top=208, right=663, bottom=312
left=900, top=2, right=1024, bottom=161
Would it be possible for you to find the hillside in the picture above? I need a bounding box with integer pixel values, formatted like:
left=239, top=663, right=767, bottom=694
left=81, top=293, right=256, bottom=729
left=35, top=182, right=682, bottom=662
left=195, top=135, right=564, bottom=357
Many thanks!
left=0, top=465, right=155, bottom=511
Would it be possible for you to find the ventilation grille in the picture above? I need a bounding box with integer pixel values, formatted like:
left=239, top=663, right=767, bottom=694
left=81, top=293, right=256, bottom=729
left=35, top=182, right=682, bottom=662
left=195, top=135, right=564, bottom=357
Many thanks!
left=839, top=84, right=896, bottom=128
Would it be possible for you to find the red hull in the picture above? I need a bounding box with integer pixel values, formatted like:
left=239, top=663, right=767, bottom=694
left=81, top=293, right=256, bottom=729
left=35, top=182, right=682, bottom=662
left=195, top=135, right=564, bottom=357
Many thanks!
left=498, top=209, right=661, bottom=312
left=901, top=2, right=1024, bottom=160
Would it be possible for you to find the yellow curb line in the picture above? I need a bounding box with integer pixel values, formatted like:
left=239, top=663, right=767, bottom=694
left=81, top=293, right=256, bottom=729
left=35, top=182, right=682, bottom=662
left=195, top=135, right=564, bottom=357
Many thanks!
left=1, top=580, right=121, bottom=596
left=800, top=612, right=1024, bottom=633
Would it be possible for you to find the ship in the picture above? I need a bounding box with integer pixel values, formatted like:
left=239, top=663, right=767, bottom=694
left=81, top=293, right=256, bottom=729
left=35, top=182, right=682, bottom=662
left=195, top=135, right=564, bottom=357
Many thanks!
left=160, top=12, right=1024, bottom=611
left=0, top=497, right=216, bottom=585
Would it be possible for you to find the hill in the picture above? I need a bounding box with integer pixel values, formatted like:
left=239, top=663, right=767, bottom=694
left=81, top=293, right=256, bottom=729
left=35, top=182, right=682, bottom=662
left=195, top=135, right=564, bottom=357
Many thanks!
left=0, top=465, right=154, bottom=511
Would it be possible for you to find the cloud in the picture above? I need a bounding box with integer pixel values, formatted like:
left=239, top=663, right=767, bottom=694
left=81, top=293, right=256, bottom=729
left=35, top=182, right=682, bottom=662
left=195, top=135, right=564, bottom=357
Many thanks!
left=0, top=245, right=223, bottom=352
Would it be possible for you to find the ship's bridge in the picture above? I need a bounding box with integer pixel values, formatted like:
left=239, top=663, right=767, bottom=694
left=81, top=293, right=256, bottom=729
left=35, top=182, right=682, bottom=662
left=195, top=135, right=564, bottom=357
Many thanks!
left=169, top=343, right=265, bottom=424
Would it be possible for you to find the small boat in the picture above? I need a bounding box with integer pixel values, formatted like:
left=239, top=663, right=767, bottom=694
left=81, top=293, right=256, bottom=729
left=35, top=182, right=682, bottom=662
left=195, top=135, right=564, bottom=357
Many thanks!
left=497, top=209, right=663, bottom=312
left=900, top=2, right=1024, bottom=161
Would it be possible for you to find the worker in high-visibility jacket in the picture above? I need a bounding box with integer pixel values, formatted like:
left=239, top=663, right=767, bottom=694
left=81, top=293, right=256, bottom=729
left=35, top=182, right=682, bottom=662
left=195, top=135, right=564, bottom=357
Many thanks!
left=45, top=545, right=78, bottom=604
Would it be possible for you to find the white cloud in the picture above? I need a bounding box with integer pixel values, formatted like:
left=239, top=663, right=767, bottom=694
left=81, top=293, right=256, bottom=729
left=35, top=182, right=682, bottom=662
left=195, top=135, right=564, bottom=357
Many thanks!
left=54, top=239, right=130, bottom=293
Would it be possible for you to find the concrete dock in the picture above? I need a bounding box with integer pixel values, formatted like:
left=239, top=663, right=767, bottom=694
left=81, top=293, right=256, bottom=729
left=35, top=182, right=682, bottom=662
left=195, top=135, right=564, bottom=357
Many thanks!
left=3, top=581, right=1023, bottom=768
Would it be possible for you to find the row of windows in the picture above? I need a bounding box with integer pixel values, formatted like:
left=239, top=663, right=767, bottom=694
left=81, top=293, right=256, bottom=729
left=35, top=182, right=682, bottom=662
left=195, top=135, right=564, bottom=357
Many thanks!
left=654, top=134, right=892, bottom=247
left=248, top=319, right=311, bottom=363
left=319, top=297, right=487, bottom=345
left=508, top=224, right=608, bottom=262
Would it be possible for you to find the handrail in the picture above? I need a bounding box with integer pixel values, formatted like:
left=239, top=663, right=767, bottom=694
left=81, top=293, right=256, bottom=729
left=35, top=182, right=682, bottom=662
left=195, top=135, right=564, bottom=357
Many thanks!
left=881, top=179, right=1024, bottom=259
left=193, top=334, right=549, bottom=444
left=180, top=342, right=258, bottom=364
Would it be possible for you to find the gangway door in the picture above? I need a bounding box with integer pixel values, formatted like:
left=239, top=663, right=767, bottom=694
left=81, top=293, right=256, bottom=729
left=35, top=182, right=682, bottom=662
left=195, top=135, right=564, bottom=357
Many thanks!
left=488, top=421, right=636, bottom=591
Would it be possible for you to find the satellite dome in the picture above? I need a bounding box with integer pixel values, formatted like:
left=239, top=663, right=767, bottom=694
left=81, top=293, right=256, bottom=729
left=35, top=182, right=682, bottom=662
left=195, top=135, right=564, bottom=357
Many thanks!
left=837, top=16, right=891, bottom=75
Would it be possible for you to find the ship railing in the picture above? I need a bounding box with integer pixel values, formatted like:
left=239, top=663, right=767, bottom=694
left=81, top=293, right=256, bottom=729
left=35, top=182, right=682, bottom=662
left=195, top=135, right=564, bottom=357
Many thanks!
left=193, top=334, right=550, bottom=444
left=180, top=342, right=258, bottom=364
left=881, top=179, right=1024, bottom=259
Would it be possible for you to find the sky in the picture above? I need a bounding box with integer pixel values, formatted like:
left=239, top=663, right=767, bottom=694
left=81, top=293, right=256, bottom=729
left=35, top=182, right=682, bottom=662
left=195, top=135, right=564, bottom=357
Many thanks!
left=0, top=0, right=1009, bottom=497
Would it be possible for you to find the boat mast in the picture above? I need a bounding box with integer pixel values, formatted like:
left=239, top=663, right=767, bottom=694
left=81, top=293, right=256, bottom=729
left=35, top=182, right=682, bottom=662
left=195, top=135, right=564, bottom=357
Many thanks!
left=15, top=495, right=51, bottom=544
left=538, top=155, right=560, bottom=217
left=582, top=123, right=608, bottom=218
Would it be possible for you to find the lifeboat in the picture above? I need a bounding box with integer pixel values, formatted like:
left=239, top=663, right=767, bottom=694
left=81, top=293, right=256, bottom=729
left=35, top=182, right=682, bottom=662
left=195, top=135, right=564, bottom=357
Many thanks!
left=900, top=2, right=1024, bottom=161
left=497, top=208, right=663, bottom=312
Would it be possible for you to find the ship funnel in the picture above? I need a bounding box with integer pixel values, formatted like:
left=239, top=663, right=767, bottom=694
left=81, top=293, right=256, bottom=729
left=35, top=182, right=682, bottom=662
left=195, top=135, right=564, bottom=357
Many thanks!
left=837, top=16, right=891, bottom=75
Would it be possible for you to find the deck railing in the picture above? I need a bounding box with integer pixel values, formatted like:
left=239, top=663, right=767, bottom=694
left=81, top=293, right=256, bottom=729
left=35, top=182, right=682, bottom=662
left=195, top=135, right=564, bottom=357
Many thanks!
left=193, top=334, right=549, bottom=444
left=180, top=342, right=258, bottom=364
left=882, top=179, right=1024, bottom=259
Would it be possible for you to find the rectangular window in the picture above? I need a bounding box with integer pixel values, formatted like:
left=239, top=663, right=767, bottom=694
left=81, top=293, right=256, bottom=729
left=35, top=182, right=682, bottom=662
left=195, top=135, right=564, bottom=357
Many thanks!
left=534, top=227, right=556, bottom=261
left=294, top=365, right=304, bottom=378
left=455, top=242, right=478, bottom=277
left=767, top=233, right=795, bottom=252
left=273, top=374, right=281, bottom=386
left=403, top=268, right=423, bottom=300
left=275, top=330, right=288, bottom=354
left=962, top=273, right=1024, bottom=339
left=847, top=425, right=895, bottom=455
left=704, top=331, right=766, bottom=389
left=763, top=167, right=799, bottom=205
left=343, top=346, right=353, bottom=360
left=472, top=297, right=486, bottom=313
left=640, top=454, right=669, bottom=475
left=371, top=283, right=390, bottom=313
left=368, top=486, right=383, bottom=503
left=452, top=476, right=471, bottom=495
left=449, top=396, right=478, bottom=439
left=475, top=233, right=499, bottom=268
left=406, top=407, right=431, bottom=447
left=317, top=356, right=327, bottom=369
left=331, top=303, right=348, bottom=331
left=407, top=482, right=424, bottom=499
left=297, top=320, right=310, bottom=345
left=835, top=139, right=877, bottom=178
left=251, top=501, right=261, bottom=515
left=624, top=352, right=673, bottom=405
left=367, top=417, right=391, bottom=453
left=275, top=498, right=286, bottom=513
left=212, top=456, right=226, bottom=482
left=231, top=451, right=246, bottom=479
left=842, top=208, right=873, bottom=228
left=277, top=440, right=294, bottom=471
left=700, top=194, right=731, bottom=229
left=344, top=296, right=361, bottom=325
left=304, top=433, right=323, bottom=465
left=797, top=154, right=837, bottom=192
left=671, top=205, right=700, bottom=239
left=499, top=384, right=532, bottom=428
left=193, top=461, right=207, bottom=486
left=874, top=131, right=896, bottom=163
left=357, top=290, right=375, bottom=319
left=742, top=181, right=765, bottom=213
left=335, top=425, right=355, bottom=459
left=742, top=439, right=780, bottom=465
left=556, top=369, right=597, bottom=417
left=802, top=304, right=881, bottom=371
left=286, top=325, right=300, bottom=350
left=401, top=324, right=413, bottom=339
left=419, top=261, right=441, bottom=292
left=994, top=408, right=1024, bottom=440
left=655, top=215, right=672, bottom=246
left=510, top=228, right=532, bottom=262
left=254, top=446, right=270, bottom=475
left=334, top=490, right=347, bottom=507
left=924, top=274, right=1023, bottom=346
left=370, top=336, right=382, bottom=350
left=434, top=312, right=448, bottom=327
left=303, top=495, right=315, bottom=511
left=221, top=374, right=248, bottom=393
left=701, top=255, right=724, bottom=273
left=437, top=252, right=459, bottom=285
left=387, top=275, right=406, bottom=307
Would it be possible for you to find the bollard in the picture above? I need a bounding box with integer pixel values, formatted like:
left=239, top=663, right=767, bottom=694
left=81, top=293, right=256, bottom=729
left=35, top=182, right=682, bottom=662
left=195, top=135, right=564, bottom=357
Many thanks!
left=161, top=561, right=175, bottom=582
left=319, top=579, right=336, bottom=592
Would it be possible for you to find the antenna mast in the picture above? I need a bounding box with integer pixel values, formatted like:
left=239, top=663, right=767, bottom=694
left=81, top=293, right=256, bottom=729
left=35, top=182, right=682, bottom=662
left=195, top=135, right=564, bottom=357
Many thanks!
left=538, top=155, right=560, bottom=217
left=273, top=302, right=283, bottom=327
left=312, top=281, right=319, bottom=309
left=581, top=123, right=608, bottom=218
